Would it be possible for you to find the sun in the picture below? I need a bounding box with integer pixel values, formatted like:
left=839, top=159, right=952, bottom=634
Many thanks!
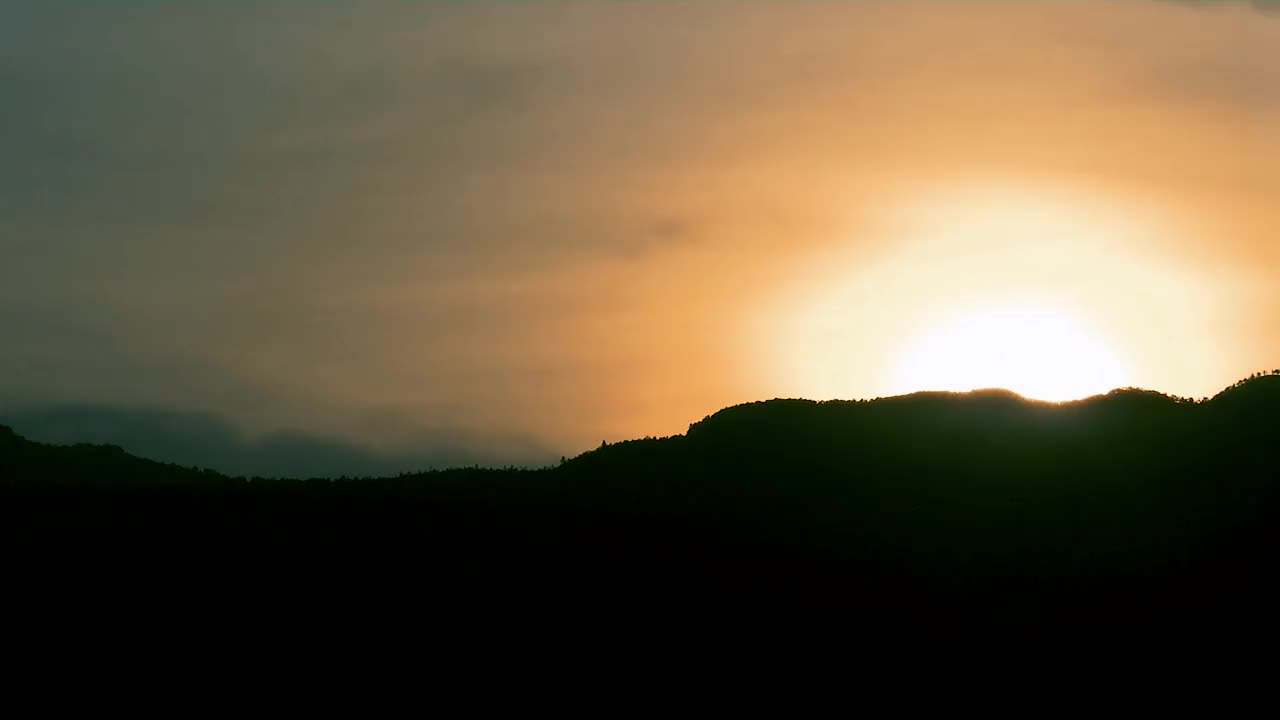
left=765, top=181, right=1217, bottom=403
left=890, top=303, right=1133, bottom=402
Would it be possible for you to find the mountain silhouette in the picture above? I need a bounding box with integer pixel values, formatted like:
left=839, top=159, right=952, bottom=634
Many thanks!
left=6, top=373, right=1280, bottom=652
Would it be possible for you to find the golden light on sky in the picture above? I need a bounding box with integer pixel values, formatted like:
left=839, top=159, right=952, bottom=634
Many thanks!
left=2, top=1, right=1278, bottom=470
left=890, top=303, right=1133, bottom=402
left=769, top=181, right=1231, bottom=404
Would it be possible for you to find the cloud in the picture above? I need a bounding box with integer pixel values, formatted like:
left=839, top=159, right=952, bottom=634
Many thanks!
left=1149, top=55, right=1280, bottom=110
left=0, top=405, right=555, bottom=477
left=1162, top=0, right=1280, bottom=13
left=1, top=1, right=1277, bottom=457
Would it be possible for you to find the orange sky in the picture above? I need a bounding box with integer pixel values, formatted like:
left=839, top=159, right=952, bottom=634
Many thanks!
left=1, top=2, right=1277, bottom=466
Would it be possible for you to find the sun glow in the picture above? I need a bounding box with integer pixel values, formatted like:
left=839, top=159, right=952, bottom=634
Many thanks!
left=765, top=181, right=1224, bottom=403
left=889, top=303, right=1133, bottom=402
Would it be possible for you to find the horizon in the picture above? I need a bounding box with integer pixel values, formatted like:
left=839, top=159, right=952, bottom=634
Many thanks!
left=3, top=1, right=1279, bottom=475
left=6, top=370, right=1278, bottom=477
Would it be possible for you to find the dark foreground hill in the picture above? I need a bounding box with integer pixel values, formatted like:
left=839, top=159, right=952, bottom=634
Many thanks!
left=6, top=374, right=1280, bottom=653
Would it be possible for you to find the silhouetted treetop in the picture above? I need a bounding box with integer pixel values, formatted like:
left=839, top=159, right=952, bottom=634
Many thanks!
left=4, top=373, right=1278, bottom=646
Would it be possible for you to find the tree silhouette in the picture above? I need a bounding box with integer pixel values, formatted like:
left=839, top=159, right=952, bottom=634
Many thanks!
left=5, top=373, right=1279, bottom=645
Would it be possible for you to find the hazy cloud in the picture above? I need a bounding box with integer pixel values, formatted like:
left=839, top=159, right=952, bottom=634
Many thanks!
left=1, top=405, right=553, bottom=477
left=2, top=1, right=1278, bottom=465
left=1163, top=0, right=1280, bottom=13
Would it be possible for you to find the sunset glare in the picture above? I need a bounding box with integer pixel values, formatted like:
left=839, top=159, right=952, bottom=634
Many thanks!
left=891, top=303, right=1133, bottom=402
left=2, top=1, right=1278, bottom=470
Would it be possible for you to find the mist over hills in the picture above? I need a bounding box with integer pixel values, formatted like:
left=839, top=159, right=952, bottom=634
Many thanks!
left=6, top=373, right=1280, bottom=648
left=0, top=404, right=554, bottom=477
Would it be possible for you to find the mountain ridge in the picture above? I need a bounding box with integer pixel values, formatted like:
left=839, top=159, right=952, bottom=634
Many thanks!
left=5, top=372, right=1278, bottom=646
left=3, top=373, right=1278, bottom=482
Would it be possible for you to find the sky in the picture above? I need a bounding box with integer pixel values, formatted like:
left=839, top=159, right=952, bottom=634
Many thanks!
left=2, top=1, right=1278, bottom=473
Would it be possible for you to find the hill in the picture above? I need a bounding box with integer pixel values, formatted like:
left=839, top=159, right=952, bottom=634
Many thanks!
left=5, top=373, right=1280, bottom=650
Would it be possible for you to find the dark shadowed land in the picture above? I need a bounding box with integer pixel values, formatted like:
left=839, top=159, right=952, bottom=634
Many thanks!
left=6, top=373, right=1280, bottom=655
